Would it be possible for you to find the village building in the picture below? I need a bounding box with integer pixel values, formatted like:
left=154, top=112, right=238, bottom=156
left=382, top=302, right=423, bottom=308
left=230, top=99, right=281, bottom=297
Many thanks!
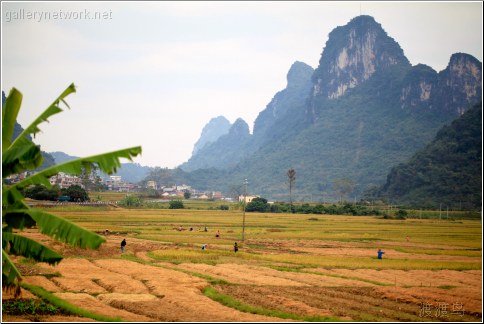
left=239, top=195, right=259, bottom=203
left=49, top=172, right=83, bottom=189
left=147, top=180, right=157, bottom=190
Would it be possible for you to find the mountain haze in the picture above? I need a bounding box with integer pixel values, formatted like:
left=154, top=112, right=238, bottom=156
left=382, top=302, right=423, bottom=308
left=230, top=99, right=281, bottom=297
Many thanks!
left=180, top=61, right=314, bottom=172
left=171, top=15, right=482, bottom=203
left=173, top=15, right=481, bottom=203
left=181, top=118, right=251, bottom=172
left=191, top=116, right=231, bottom=156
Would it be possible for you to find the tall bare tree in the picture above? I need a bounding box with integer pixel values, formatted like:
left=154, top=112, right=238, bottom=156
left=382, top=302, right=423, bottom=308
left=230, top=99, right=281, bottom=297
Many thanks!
left=287, top=168, right=296, bottom=212
left=333, top=178, right=355, bottom=204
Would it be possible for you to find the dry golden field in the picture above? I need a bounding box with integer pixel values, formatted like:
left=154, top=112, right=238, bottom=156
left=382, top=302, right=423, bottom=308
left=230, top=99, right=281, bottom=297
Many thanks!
left=2, top=207, right=482, bottom=322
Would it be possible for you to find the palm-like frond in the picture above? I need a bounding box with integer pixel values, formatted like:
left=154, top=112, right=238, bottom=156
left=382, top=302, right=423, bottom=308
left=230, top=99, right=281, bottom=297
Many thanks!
left=2, top=250, right=22, bottom=296
left=2, top=232, right=63, bottom=264
left=2, top=83, right=75, bottom=178
left=25, top=147, right=141, bottom=185
left=11, top=83, right=76, bottom=144
left=2, top=136, right=43, bottom=178
left=2, top=87, right=23, bottom=150
left=2, top=195, right=31, bottom=218
left=5, top=208, right=106, bottom=249
left=2, top=83, right=142, bottom=296
left=2, top=210, right=36, bottom=230
left=3, top=146, right=142, bottom=204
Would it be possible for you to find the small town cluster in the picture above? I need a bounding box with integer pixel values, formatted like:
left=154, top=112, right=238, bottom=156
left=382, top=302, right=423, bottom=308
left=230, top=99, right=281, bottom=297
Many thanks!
left=145, top=180, right=225, bottom=200
left=6, top=171, right=256, bottom=202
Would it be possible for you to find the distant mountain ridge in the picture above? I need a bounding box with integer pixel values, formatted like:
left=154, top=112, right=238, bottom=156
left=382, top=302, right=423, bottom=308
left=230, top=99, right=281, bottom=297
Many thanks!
left=181, top=60, right=314, bottom=172
left=191, top=116, right=231, bottom=156
left=173, top=15, right=481, bottom=203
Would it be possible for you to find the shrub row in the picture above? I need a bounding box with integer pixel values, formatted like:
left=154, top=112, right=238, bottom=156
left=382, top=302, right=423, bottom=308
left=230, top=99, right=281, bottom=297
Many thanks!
left=246, top=198, right=383, bottom=216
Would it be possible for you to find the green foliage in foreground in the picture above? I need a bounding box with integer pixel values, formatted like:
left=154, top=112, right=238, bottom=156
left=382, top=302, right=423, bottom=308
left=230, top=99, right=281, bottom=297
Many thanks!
left=2, top=298, right=65, bottom=316
left=2, top=84, right=142, bottom=295
left=21, top=283, right=123, bottom=322
left=203, top=286, right=342, bottom=322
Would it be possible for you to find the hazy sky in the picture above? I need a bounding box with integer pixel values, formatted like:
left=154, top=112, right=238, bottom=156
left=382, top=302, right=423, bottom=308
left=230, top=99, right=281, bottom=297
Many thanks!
left=2, top=1, right=482, bottom=168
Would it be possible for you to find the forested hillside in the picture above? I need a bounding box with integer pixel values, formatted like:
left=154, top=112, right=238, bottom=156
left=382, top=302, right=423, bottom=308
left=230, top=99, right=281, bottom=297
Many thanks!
left=374, top=103, right=482, bottom=209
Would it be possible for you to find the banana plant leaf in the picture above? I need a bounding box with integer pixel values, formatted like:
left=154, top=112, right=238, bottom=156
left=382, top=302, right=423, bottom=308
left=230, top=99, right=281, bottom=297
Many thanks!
left=3, top=146, right=142, bottom=205
left=9, top=83, right=76, bottom=144
left=2, top=83, right=75, bottom=177
left=2, top=87, right=23, bottom=150
left=4, top=208, right=105, bottom=249
left=2, top=136, right=43, bottom=178
left=2, top=250, right=22, bottom=296
left=2, top=232, right=63, bottom=265
left=2, top=82, right=142, bottom=295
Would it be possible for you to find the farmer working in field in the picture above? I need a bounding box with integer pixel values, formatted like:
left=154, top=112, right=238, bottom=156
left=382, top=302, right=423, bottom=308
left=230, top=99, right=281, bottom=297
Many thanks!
left=121, top=238, right=127, bottom=254
left=234, top=242, right=239, bottom=253
left=377, top=248, right=385, bottom=259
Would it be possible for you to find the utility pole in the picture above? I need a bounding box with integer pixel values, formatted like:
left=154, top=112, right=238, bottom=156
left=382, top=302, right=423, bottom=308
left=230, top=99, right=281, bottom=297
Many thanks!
left=242, top=179, right=248, bottom=242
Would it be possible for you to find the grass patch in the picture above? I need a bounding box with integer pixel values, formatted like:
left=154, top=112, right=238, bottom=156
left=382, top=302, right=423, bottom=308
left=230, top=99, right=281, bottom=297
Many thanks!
left=148, top=248, right=259, bottom=265
left=120, top=253, right=152, bottom=265
left=394, top=247, right=481, bottom=257
left=20, top=283, right=123, bottom=322
left=2, top=299, right=67, bottom=316
left=41, top=272, right=62, bottom=279
left=172, top=268, right=231, bottom=285
left=202, top=286, right=341, bottom=322
left=267, top=265, right=306, bottom=273
left=305, top=270, right=392, bottom=286
left=255, top=253, right=482, bottom=270
left=148, top=249, right=222, bottom=264
left=437, top=285, right=458, bottom=290
left=45, top=205, right=111, bottom=212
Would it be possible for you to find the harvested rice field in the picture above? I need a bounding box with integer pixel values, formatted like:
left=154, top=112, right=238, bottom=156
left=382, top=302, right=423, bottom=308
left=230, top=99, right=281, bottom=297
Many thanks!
left=2, top=208, right=482, bottom=322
